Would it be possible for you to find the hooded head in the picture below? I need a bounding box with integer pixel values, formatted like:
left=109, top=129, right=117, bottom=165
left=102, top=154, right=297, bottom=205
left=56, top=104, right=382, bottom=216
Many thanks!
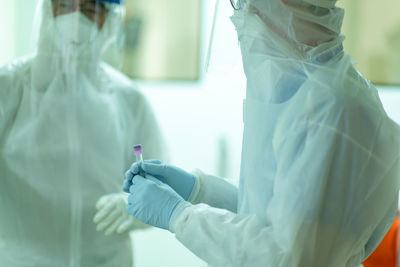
left=30, top=0, right=125, bottom=89
left=33, top=0, right=124, bottom=71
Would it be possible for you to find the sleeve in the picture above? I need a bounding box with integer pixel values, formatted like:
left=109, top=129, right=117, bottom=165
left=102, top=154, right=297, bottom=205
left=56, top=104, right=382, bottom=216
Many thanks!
left=171, top=121, right=400, bottom=267
left=0, top=67, right=11, bottom=119
left=0, top=77, right=7, bottom=121
left=189, top=169, right=238, bottom=213
left=0, top=64, right=22, bottom=138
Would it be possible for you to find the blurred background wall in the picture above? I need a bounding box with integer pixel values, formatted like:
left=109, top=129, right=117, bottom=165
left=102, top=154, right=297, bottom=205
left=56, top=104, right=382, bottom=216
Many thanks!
left=0, top=0, right=399, bottom=266
left=121, top=0, right=201, bottom=80
left=339, top=0, right=400, bottom=85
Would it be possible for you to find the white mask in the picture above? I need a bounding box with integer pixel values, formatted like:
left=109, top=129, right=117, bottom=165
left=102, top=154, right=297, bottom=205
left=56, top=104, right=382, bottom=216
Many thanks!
left=55, top=12, right=99, bottom=46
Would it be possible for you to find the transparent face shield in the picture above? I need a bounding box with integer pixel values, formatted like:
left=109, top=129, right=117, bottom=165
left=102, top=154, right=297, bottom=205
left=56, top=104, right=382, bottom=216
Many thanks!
left=32, top=0, right=125, bottom=75
left=51, top=0, right=110, bottom=30
left=205, top=0, right=243, bottom=75
left=225, top=0, right=344, bottom=65
left=214, top=0, right=344, bottom=103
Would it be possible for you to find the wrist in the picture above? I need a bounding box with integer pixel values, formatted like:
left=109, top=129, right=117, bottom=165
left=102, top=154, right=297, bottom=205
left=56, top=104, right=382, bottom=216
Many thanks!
left=187, top=170, right=202, bottom=203
left=169, top=201, right=192, bottom=233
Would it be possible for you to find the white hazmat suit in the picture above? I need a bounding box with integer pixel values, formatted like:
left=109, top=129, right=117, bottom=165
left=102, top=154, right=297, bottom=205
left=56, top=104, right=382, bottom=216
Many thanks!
left=170, top=1, right=400, bottom=266
left=0, top=0, right=165, bottom=266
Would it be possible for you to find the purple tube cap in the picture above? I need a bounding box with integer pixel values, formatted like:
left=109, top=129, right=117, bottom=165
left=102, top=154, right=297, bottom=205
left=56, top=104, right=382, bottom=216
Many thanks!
left=133, top=144, right=143, bottom=155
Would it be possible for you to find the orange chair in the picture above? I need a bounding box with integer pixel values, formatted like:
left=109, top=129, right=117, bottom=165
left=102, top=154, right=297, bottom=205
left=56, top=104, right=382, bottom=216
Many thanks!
left=363, top=212, right=399, bottom=267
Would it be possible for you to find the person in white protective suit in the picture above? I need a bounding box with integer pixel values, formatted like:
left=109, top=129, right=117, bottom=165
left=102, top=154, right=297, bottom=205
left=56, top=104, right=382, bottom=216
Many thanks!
left=0, top=0, right=166, bottom=266
left=123, top=0, right=400, bottom=266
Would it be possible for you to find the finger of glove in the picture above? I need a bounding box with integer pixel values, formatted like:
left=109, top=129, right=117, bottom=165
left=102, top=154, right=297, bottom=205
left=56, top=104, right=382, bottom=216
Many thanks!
left=145, top=174, right=163, bottom=185
left=141, top=161, right=171, bottom=177
left=122, top=168, right=135, bottom=193
left=143, top=159, right=163, bottom=165
left=93, top=201, right=116, bottom=223
left=125, top=169, right=134, bottom=181
left=122, top=177, right=132, bottom=193
left=105, top=216, right=125, bottom=236
left=117, top=218, right=135, bottom=234
left=97, top=209, right=120, bottom=231
left=131, top=174, right=149, bottom=186
left=129, top=162, right=142, bottom=175
left=129, top=175, right=150, bottom=194
left=96, top=195, right=111, bottom=210
left=95, top=208, right=119, bottom=229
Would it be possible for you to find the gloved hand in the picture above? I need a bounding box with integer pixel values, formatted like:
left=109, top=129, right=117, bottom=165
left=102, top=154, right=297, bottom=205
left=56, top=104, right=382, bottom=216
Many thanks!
left=123, top=160, right=197, bottom=201
left=94, top=193, right=143, bottom=236
left=126, top=174, right=191, bottom=230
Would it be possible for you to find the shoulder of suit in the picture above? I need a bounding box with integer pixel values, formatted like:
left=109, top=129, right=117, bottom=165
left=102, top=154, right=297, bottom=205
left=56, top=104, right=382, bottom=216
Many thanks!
left=100, top=62, right=141, bottom=92
left=0, top=55, right=34, bottom=95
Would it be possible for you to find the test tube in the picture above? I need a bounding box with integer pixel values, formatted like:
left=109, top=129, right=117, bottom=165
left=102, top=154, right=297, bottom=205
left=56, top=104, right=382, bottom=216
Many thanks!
left=134, top=144, right=145, bottom=177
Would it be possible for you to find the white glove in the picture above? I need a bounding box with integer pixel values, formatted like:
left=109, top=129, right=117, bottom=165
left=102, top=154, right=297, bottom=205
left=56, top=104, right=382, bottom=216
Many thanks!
left=93, top=193, right=146, bottom=236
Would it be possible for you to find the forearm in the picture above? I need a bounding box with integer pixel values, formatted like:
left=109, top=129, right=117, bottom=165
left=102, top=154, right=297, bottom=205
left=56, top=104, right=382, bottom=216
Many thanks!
left=170, top=204, right=279, bottom=267
left=170, top=203, right=364, bottom=267
left=189, top=170, right=238, bottom=213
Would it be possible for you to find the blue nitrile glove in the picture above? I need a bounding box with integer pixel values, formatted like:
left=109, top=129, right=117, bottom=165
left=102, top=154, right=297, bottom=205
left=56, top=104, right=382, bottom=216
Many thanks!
left=126, top=174, right=191, bottom=230
left=123, top=160, right=196, bottom=201
left=122, top=162, right=140, bottom=193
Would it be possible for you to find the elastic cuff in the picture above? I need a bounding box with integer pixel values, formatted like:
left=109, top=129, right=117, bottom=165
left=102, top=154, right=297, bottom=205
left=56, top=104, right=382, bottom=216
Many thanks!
left=187, top=170, right=202, bottom=203
left=169, top=201, right=191, bottom=233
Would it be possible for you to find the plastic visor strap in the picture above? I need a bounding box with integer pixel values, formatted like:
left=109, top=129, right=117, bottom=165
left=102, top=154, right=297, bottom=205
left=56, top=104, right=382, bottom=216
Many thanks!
left=205, top=0, right=220, bottom=73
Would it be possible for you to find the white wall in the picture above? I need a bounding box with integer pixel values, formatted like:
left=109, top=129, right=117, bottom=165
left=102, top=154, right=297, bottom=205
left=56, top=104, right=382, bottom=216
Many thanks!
left=379, top=88, right=400, bottom=124
left=0, top=0, right=38, bottom=65
left=0, top=1, right=16, bottom=66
